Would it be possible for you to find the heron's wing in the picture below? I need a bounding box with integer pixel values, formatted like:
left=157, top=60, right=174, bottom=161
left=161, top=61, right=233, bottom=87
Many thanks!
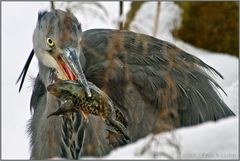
left=81, top=29, right=235, bottom=129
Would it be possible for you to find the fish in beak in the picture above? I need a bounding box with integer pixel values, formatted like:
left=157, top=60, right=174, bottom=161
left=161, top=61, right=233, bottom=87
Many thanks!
left=52, top=47, right=92, bottom=97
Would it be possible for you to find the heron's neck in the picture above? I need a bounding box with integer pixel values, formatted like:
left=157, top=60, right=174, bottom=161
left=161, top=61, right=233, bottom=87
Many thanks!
left=38, top=62, right=53, bottom=87
left=30, top=62, right=63, bottom=159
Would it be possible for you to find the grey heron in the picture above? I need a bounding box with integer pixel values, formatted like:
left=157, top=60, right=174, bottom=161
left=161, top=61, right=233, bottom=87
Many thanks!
left=16, top=9, right=235, bottom=159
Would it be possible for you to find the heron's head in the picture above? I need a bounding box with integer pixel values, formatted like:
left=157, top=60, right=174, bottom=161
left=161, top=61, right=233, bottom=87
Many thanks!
left=33, top=9, right=84, bottom=81
left=32, top=9, right=91, bottom=96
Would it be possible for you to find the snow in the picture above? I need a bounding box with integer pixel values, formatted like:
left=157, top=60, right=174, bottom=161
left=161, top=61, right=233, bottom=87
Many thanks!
left=104, top=117, right=238, bottom=159
left=1, top=1, right=238, bottom=159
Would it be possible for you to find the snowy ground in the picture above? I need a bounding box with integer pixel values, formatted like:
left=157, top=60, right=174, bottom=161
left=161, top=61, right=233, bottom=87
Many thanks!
left=1, top=1, right=238, bottom=159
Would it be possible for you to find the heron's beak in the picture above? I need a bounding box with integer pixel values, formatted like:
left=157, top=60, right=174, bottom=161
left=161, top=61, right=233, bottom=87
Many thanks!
left=56, top=48, right=92, bottom=97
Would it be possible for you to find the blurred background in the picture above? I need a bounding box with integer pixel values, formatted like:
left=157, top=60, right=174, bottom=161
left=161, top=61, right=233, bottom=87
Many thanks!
left=1, top=1, right=239, bottom=159
left=50, top=1, right=239, bottom=57
left=173, top=2, right=239, bottom=57
left=51, top=1, right=239, bottom=57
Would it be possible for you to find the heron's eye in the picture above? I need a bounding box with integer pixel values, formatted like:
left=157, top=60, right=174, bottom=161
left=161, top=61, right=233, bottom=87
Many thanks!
left=47, top=38, right=55, bottom=47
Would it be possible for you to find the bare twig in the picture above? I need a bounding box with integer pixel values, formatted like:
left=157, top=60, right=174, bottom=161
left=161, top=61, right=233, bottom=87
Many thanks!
left=123, top=1, right=145, bottom=30
left=136, top=132, right=180, bottom=159
left=50, top=1, right=55, bottom=11
left=153, top=1, right=161, bottom=36
left=119, top=1, right=124, bottom=30
left=62, top=2, right=109, bottom=22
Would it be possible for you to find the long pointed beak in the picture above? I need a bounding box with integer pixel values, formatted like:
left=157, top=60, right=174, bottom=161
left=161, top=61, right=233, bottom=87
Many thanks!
left=60, top=48, right=92, bottom=97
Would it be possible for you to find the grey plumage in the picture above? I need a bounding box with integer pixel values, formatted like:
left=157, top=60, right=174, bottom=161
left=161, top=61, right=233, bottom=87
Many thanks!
left=80, top=29, right=234, bottom=126
left=17, top=9, right=234, bottom=159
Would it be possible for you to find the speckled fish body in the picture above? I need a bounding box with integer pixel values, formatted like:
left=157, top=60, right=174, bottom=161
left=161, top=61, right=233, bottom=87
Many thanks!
left=47, top=80, right=129, bottom=140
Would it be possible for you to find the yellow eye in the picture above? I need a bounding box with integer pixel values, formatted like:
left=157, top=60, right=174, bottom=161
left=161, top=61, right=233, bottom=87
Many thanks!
left=47, top=38, right=55, bottom=47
